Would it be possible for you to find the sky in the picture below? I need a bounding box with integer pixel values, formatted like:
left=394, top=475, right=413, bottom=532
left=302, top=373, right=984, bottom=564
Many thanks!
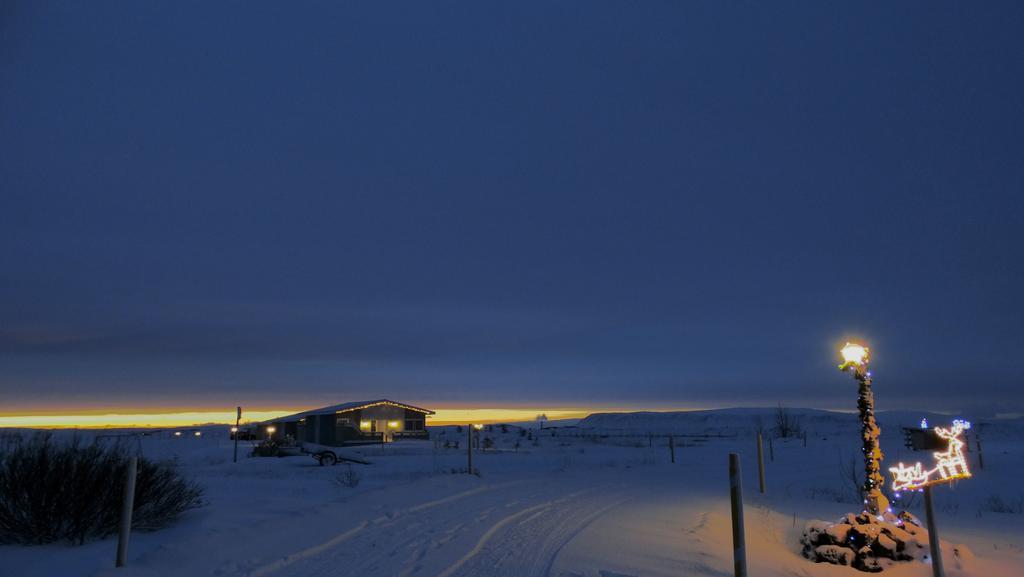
left=2, top=2, right=1024, bottom=423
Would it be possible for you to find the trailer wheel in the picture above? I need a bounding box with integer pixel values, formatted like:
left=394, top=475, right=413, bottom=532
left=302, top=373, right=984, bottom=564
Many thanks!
left=318, top=452, right=337, bottom=466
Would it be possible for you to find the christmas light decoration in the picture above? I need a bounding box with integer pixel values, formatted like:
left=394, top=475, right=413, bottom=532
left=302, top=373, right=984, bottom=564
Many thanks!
left=920, top=417, right=928, bottom=428
left=840, top=342, right=869, bottom=367
left=838, top=342, right=889, bottom=516
left=889, top=420, right=972, bottom=491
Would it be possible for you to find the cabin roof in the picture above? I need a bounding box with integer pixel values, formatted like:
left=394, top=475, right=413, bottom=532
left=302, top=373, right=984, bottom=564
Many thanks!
left=266, top=399, right=435, bottom=423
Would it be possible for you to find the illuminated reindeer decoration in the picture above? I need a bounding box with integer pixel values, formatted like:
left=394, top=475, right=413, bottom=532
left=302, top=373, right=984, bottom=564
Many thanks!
left=889, top=419, right=972, bottom=491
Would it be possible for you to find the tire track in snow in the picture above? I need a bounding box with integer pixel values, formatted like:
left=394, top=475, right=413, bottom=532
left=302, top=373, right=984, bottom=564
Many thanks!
left=246, top=520, right=369, bottom=577
left=432, top=485, right=634, bottom=577
left=434, top=501, right=554, bottom=577
left=247, top=482, right=520, bottom=577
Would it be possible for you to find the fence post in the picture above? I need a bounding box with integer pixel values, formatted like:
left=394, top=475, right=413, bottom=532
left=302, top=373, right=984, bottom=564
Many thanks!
left=756, top=432, right=766, bottom=494
left=233, top=406, right=241, bottom=464
left=769, top=436, right=774, bottom=462
left=729, top=453, right=747, bottom=577
left=923, top=486, right=945, bottom=577
left=669, top=436, right=675, bottom=463
left=975, top=437, right=984, bottom=470
left=115, top=456, right=138, bottom=568
left=467, top=424, right=473, bottom=475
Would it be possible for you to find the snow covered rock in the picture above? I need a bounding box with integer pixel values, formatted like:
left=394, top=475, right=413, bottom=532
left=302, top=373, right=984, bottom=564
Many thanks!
left=801, top=511, right=927, bottom=572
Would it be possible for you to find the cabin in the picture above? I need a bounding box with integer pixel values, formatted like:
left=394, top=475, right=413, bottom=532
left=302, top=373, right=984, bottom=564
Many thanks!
left=260, top=399, right=434, bottom=446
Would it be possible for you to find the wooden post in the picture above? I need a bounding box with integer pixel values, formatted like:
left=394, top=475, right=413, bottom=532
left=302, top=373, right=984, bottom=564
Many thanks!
left=233, top=406, right=241, bottom=464
left=975, top=437, right=984, bottom=470
left=115, top=457, right=138, bottom=568
left=669, top=436, right=675, bottom=463
left=923, top=486, right=945, bottom=577
left=729, top=453, right=747, bottom=577
left=467, top=424, right=473, bottom=475
left=756, top=432, right=766, bottom=494
left=769, top=436, right=774, bottom=462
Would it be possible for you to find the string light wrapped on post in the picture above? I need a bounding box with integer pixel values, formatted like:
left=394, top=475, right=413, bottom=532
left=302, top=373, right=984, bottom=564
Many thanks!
left=838, top=342, right=889, bottom=517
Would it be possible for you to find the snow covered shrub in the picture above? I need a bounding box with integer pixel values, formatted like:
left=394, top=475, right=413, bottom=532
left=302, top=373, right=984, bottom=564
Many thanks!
left=0, top=434, right=203, bottom=545
left=251, top=438, right=282, bottom=457
left=978, top=494, right=1023, bottom=514
left=774, top=403, right=803, bottom=438
left=334, top=464, right=361, bottom=488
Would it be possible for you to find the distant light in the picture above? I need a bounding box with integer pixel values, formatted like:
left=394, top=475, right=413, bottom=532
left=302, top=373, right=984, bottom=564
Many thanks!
left=840, top=342, right=869, bottom=366
left=230, top=426, right=239, bottom=433
left=359, top=420, right=372, bottom=430
left=473, top=424, right=483, bottom=430
left=387, top=420, right=399, bottom=428
left=920, top=418, right=928, bottom=429
left=174, top=431, right=182, bottom=437
left=266, top=426, right=276, bottom=434
left=194, top=431, right=202, bottom=437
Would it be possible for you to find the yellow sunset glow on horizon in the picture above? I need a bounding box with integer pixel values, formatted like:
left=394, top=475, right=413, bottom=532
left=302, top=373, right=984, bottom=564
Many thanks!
left=0, top=407, right=617, bottom=429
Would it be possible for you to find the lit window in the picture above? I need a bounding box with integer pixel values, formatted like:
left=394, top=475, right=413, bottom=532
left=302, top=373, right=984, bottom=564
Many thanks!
left=360, top=420, right=372, bottom=430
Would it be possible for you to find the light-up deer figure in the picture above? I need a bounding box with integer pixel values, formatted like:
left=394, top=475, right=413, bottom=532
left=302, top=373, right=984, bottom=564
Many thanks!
left=890, top=420, right=972, bottom=491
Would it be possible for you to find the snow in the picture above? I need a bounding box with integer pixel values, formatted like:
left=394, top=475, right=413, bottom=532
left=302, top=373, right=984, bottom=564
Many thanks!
left=2, top=408, right=1022, bottom=577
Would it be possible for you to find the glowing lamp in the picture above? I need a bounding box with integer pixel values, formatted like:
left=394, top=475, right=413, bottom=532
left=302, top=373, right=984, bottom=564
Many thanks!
left=230, top=426, right=239, bottom=433
left=194, top=431, right=202, bottom=437
left=387, top=420, right=399, bottom=428
left=472, top=423, right=483, bottom=430
left=359, top=420, right=371, bottom=430
left=174, top=431, right=182, bottom=437
left=266, top=426, right=276, bottom=434
left=840, top=342, right=869, bottom=366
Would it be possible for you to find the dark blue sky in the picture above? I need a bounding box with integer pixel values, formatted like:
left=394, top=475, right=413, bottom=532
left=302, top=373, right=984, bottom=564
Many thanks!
left=2, top=2, right=1023, bottom=415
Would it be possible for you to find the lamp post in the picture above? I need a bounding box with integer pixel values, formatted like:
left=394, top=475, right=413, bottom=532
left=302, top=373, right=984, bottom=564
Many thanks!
left=839, top=342, right=889, bottom=517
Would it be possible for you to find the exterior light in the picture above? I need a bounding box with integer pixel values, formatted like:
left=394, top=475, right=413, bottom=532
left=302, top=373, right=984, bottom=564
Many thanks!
left=473, top=424, right=483, bottom=430
left=194, top=431, right=202, bottom=437
left=359, top=420, right=371, bottom=430
left=840, top=342, right=869, bottom=366
left=230, top=426, right=239, bottom=433
left=266, top=426, right=276, bottom=434
left=387, top=420, right=399, bottom=428
left=174, top=431, right=182, bottom=437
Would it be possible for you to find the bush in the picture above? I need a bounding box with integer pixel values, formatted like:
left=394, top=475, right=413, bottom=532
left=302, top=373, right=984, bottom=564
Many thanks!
left=334, top=464, right=361, bottom=488
left=251, top=439, right=282, bottom=457
left=979, top=494, right=1023, bottom=514
left=0, top=434, right=203, bottom=545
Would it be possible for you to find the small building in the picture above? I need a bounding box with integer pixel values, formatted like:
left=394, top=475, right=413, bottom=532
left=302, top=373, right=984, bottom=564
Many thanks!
left=261, top=399, right=434, bottom=446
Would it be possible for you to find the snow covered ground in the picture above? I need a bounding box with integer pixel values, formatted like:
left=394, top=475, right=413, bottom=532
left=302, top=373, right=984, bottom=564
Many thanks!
left=3, top=408, right=1022, bottom=577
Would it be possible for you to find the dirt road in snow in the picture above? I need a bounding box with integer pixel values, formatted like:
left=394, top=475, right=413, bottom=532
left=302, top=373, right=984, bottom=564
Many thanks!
left=245, top=468, right=735, bottom=577
left=245, top=477, right=637, bottom=577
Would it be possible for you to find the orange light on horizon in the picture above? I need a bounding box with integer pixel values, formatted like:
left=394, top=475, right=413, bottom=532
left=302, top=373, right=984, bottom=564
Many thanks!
left=0, top=405, right=706, bottom=429
left=0, top=410, right=298, bottom=429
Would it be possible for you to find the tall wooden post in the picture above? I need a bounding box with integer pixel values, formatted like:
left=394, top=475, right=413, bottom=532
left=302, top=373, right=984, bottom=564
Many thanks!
left=233, top=406, right=241, bottom=464
left=756, top=432, right=766, bottom=494
left=769, top=436, right=774, bottom=462
left=467, top=424, right=473, bottom=474
left=669, top=436, right=675, bottom=463
left=115, top=457, right=138, bottom=568
left=841, top=350, right=889, bottom=516
left=923, top=486, right=945, bottom=577
left=729, top=453, right=747, bottom=577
